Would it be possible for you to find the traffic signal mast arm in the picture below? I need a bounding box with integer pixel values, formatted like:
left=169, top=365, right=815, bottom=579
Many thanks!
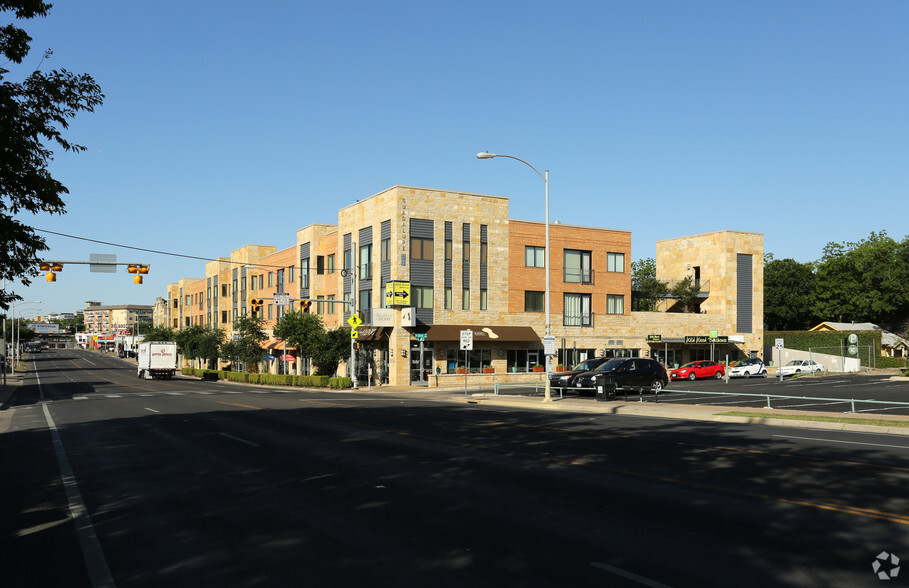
left=39, top=260, right=150, bottom=283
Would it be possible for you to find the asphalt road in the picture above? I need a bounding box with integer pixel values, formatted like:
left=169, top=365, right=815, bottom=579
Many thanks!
left=2, top=349, right=909, bottom=587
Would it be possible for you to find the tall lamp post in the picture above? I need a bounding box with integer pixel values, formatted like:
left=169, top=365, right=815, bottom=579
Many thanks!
left=5, top=300, right=41, bottom=374
left=476, top=151, right=553, bottom=402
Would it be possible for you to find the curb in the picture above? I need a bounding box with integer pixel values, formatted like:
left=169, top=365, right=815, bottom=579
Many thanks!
left=451, top=394, right=909, bottom=437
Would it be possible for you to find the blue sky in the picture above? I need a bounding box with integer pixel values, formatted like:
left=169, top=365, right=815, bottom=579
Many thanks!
left=8, top=0, right=909, bottom=316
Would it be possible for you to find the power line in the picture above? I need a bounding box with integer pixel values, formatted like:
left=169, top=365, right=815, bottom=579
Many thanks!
left=35, top=228, right=290, bottom=270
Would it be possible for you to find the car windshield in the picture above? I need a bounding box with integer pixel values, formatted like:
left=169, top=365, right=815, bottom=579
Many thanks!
left=679, top=362, right=699, bottom=368
left=596, top=359, right=626, bottom=372
left=785, top=361, right=801, bottom=366
left=572, top=359, right=600, bottom=371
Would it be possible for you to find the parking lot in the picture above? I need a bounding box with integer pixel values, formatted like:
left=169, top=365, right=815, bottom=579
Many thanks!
left=509, top=373, right=909, bottom=416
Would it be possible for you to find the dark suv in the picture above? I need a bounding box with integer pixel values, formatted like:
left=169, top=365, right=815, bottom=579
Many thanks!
left=573, top=357, right=668, bottom=395
left=550, top=357, right=611, bottom=390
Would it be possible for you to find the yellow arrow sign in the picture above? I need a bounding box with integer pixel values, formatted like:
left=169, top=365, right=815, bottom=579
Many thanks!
left=350, top=329, right=358, bottom=339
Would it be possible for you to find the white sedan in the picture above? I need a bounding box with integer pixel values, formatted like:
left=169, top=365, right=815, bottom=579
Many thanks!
left=778, top=359, right=824, bottom=376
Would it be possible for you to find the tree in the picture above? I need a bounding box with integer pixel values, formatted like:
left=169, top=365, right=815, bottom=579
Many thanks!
left=631, top=258, right=669, bottom=311
left=174, top=325, right=224, bottom=370
left=310, top=326, right=353, bottom=376
left=669, top=276, right=701, bottom=313
left=764, top=258, right=817, bottom=330
left=220, top=315, right=266, bottom=372
left=273, top=310, right=325, bottom=372
left=0, top=2, right=104, bottom=310
left=812, top=232, right=909, bottom=328
left=143, top=325, right=176, bottom=342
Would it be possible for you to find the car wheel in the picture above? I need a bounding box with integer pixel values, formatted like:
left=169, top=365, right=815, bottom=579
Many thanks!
left=715, top=370, right=723, bottom=379
left=650, top=379, right=663, bottom=393
left=761, top=370, right=767, bottom=377
left=688, top=372, right=696, bottom=381
left=743, top=371, right=751, bottom=379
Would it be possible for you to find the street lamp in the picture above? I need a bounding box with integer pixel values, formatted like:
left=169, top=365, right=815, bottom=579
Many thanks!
left=476, top=151, right=553, bottom=402
left=5, top=300, right=40, bottom=374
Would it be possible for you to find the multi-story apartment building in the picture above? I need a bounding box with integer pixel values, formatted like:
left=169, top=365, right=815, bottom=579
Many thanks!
left=163, top=186, right=763, bottom=386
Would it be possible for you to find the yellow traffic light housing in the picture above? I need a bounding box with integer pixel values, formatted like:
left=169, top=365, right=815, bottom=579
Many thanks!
left=298, top=299, right=312, bottom=313
left=51, top=263, right=63, bottom=272
left=39, top=262, right=51, bottom=271
left=46, top=272, right=56, bottom=282
left=133, top=274, right=143, bottom=284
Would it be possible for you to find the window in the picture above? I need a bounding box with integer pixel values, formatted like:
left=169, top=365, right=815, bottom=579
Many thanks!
left=381, top=238, right=390, bottom=262
left=480, top=243, right=488, bottom=265
left=268, top=272, right=274, bottom=287
left=221, top=310, right=228, bottom=323
left=344, top=249, right=352, bottom=271
left=221, top=284, right=228, bottom=297
left=289, top=265, right=295, bottom=283
left=277, top=269, right=285, bottom=293
left=607, top=252, right=625, bottom=273
left=564, top=293, right=592, bottom=326
left=327, top=254, right=335, bottom=273
left=316, top=256, right=324, bottom=275
left=607, top=294, right=625, bottom=315
left=316, top=295, right=325, bottom=315
left=462, top=288, right=470, bottom=310
left=463, top=241, right=470, bottom=262
left=480, top=289, right=487, bottom=311
left=327, top=294, right=336, bottom=314
left=413, top=286, right=433, bottom=309
left=525, top=291, right=544, bottom=312
left=411, top=237, right=433, bottom=261
left=359, top=289, right=371, bottom=316
left=444, top=287, right=452, bottom=309
left=525, top=246, right=544, bottom=267
left=268, top=304, right=273, bottom=319
left=445, top=240, right=452, bottom=261
left=300, top=259, right=309, bottom=288
left=564, top=250, right=592, bottom=284
left=359, top=244, right=372, bottom=280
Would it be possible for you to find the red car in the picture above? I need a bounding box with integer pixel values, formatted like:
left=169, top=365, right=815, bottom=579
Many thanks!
left=670, top=360, right=725, bottom=381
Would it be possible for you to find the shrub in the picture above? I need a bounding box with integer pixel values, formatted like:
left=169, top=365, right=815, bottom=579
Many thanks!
left=329, top=377, right=352, bottom=389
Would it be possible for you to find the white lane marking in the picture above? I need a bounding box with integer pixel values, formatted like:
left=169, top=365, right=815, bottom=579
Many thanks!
left=194, top=391, right=215, bottom=395
left=144, top=407, right=160, bottom=413
left=166, top=392, right=185, bottom=396
left=73, top=396, right=88, bottom=400
left=773, top=434, right=909, bottom=450
left=219, top=433, right=260, bottom=448
left=104, top=394, right=122, bottom=399
left=36, top=371, right=115, bottom=588
left=591, top=561, right=673, bottom=587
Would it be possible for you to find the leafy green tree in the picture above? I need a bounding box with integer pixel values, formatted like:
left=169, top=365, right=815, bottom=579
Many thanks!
left=631, top=258, right=669, bottom=311
left=273, top=310, right=324, bottom=371
left=764, top=258, right=817, bottom=330
left=143, top=325, right=176, bottom=342
left=669, top=276, right=701, bottom=313
left=220, top=315, right=266, bottom=372
left=0, top=2, right=104, bottom=310
left=310, top=327, right=353, bottom=376
left=174, top=325, right=224, bottom=370
left=812, top=232, right=909, bottom=328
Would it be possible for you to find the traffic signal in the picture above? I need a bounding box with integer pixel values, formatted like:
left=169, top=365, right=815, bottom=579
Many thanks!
left=40, top=262, right=62, bottom=282
left=250, top=298, right=264, bottom=316
left=127, top=264, right=149, bottom=284
left=298, top=299, right=312, bottom=313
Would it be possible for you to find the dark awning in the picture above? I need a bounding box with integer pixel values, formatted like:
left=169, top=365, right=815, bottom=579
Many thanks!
left=419, top=325, right=541, bottom=343
left=357, top=326, right=390, bottom=342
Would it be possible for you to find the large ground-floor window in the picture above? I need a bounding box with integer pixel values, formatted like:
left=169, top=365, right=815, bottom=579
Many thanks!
left=443, top=347, right=491, bottom=373
left=507, top=348, right=544, bottom=372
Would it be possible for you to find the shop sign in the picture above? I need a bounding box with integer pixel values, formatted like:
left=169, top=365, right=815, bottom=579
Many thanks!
left=685, top=335, right=729, bottom=344
left=646, top=334, right=662, bottom=343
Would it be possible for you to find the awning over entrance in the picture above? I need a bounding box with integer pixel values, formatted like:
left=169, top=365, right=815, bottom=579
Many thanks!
left=260, top=338, right=296, bottom=351
left=418, top=325, right=541, bottom=343
left=357, top=326, right=390, bottom=342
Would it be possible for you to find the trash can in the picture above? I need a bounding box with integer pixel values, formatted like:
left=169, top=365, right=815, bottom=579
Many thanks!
left=595, top=373, right=616, bottom=402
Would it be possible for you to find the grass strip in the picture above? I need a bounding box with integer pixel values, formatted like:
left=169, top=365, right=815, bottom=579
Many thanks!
left=719, top=411, right=909, bottom=428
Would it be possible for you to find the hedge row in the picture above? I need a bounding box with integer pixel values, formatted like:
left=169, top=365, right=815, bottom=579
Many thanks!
left=765, top=331, right=906, bottom=368
left=182, top=368, right=352, bottom=389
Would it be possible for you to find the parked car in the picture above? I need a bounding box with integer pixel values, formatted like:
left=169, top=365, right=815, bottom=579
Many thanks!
left=778, top=359, right=824, bottom=376
left=573, top=357, right=668, bottom=394
left=670, top=360, right=725, bottom=381
left=729, top=358, right=767, bottom=378
left=550, top=357, right=611, bottom=389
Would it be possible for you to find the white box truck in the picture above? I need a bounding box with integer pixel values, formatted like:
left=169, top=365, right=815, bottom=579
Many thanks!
left=137, top=341, right=178, bottom=379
